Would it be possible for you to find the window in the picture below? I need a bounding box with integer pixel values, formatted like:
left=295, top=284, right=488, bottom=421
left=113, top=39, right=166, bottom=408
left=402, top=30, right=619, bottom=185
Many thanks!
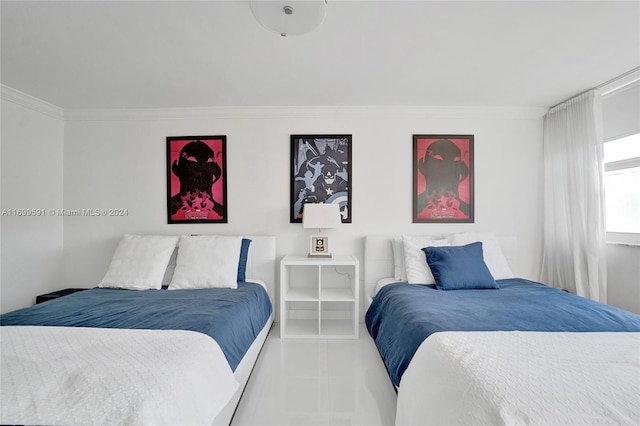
left=604, top=132, right=640, bottom=244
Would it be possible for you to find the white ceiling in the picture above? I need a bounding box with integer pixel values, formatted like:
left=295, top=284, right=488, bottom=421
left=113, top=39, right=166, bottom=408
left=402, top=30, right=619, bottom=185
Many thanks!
left=1, top=0, right=638, bottom=110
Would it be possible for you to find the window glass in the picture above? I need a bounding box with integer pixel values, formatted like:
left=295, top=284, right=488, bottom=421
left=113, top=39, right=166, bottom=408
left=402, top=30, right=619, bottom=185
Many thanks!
left=605, top=167, right=640, bottom=233
left=604, top=132, right=640, bottom=237
left=604, top=133, right=640, bottom=163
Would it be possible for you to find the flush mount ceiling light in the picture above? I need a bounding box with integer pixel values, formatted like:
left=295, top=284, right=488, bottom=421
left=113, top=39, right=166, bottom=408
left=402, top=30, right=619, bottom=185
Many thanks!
left=250, top=0, right=328, bottom=37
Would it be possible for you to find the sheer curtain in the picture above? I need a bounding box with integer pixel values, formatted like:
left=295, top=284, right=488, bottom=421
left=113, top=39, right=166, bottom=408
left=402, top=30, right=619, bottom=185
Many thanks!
left=541, top=89, right=607, bottom=302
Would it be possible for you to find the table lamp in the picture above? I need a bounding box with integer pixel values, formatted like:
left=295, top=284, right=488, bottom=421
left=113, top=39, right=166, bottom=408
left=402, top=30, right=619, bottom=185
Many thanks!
left=302, top=203, right=341, bottom=258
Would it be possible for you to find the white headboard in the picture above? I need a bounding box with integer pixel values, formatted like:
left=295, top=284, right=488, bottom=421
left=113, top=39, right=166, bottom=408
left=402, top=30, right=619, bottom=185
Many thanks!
left=364, top=235, right=517, bottom=306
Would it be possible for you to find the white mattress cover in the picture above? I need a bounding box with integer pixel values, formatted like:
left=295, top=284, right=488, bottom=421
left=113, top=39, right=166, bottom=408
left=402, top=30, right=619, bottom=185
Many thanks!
left=396, top=331, right=640, bottom=426
left=375, top=277, right=403, bottom=295
left=1, top=325, right=239, bottom=425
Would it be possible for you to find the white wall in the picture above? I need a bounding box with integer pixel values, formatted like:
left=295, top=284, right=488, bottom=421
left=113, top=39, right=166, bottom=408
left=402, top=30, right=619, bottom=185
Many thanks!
left=0, top=93, right=545, bottom=313
left=60, top=106, right=544, bottom=317
left=606, top=244, right=640, bottom=314
left=3, top=87, right=636, bottom=316
left=602, top=82, right=640, bottom=314
left=1, top=86, right=65, bottom=313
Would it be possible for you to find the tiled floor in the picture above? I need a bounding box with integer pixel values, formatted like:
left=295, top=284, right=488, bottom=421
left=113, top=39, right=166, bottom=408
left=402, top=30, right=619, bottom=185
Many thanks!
left=231, top=326, right=397, bottom=426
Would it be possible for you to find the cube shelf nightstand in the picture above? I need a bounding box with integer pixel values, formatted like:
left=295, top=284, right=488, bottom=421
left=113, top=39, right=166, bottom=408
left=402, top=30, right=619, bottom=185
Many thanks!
left=280, top=255, right=359, bottom=339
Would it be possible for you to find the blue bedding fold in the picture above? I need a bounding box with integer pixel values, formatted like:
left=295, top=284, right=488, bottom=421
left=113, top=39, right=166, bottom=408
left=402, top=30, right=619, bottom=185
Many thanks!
left=0, top=282, right=272, bottom=371
left=365, top=278, right=640, bottom=387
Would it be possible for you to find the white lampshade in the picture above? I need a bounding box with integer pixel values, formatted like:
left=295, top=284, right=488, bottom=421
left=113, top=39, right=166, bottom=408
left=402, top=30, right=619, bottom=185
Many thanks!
left=302, top=203, right=341, bottom=229
left=250, top=0, right=327, bottom=37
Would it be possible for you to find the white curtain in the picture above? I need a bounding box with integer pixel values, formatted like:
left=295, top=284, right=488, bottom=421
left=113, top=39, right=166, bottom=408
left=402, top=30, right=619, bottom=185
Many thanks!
left=541, top=89, right=607, bottom=302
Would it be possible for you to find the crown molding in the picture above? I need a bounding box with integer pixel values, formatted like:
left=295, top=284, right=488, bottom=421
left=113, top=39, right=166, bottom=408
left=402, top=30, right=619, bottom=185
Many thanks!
left=63, top=105, right=547, bottom=121
left=0, top=84, right=546, bottom=121
left=1, top=85, right=64, bottom=120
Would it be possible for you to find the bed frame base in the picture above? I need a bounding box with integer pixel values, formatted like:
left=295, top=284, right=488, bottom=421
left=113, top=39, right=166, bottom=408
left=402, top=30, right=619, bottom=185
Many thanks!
left=212, top=315, right=274, bottom=425
left=212, top=235, right=276, bottom=425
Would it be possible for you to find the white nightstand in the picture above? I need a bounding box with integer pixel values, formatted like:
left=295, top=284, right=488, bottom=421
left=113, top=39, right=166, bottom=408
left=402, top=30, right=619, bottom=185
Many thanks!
left=280, top=255, right=359, bottom=339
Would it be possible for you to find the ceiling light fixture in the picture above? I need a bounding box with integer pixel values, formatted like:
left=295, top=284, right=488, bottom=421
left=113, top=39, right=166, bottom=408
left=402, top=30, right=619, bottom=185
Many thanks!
left=250, top=0, right=328, bottom=37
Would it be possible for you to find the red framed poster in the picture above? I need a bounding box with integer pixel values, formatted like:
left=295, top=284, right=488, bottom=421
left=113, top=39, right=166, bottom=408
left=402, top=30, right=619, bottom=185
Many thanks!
left=167, top=135, right=227, bottom=223
left=413, top=134, right=474, bottom=223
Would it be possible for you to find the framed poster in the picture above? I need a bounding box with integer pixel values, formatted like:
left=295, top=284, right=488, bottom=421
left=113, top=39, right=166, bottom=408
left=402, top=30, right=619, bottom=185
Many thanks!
left=166, top=135, right=227, bottom=223
left=413, top=134, right=474, bottom=223
left=290, top=134, right=352, bottom=223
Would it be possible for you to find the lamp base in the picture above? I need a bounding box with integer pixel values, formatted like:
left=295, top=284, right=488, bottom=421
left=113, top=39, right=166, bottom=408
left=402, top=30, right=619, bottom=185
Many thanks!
left=308, top=252, right=332, bottom=259
left=309, top=235, right=331, bottom=258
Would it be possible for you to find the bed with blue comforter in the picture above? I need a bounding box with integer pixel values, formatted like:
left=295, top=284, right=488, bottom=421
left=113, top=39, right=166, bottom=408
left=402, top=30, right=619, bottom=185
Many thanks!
left=1, top=234, right=277, bottom=426
left=0, top=281, right=272, bottom=371
left=366, top=278, right=640, bottom=388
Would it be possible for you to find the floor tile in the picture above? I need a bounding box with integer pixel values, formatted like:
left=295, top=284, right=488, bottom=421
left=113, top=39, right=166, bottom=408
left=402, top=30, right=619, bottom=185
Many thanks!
left=232, top=327, right=396, bottom=426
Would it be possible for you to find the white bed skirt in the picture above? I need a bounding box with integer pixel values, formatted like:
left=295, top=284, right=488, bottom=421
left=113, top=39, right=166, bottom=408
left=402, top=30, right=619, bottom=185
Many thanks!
left=396, top=331, right=640, bottom=426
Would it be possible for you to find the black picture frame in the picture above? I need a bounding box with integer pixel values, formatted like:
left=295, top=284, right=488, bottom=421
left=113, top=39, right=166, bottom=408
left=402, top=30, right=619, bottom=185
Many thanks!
left=166, top=135, right=228, bottom=224
left=290, top=134, right=352, bottom=223
left=413, top=134, right=474, bottom=223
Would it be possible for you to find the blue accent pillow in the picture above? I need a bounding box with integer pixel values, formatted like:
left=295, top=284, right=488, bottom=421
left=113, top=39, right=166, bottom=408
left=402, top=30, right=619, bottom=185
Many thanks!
left=422, top=242, right=499, bottom=290
left=237, top=238, right=252, bottom=282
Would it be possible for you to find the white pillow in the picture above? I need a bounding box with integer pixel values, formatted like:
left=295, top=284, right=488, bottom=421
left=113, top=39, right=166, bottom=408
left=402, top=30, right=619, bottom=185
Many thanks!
left=448, top=231, right=514, bottom=279
left=391, top=238, right=407, bottom=282
left=169, top=235, right=242, bottom=290
left=99, top=234, right=179, bottom=290
left=402, top=236, right=450, bottom=284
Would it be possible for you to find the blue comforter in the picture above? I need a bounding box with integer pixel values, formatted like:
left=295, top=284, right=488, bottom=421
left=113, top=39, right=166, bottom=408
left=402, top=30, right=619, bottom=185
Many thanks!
left=365, top=279, right=640, bottom=387
left=0, top=282, right=272, bottom=371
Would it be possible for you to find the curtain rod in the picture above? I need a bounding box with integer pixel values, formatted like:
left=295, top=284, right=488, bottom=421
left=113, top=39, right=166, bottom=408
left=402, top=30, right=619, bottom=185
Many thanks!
left=549, top=67, right=640, bottom=111
left=597, top=66, right=640, bottom=92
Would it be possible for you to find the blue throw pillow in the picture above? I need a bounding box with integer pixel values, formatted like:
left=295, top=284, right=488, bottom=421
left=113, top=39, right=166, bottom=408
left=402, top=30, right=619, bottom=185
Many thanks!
left=237, top=238, right=252, bottom=282
left=422, top=242, right=499, bottom=291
